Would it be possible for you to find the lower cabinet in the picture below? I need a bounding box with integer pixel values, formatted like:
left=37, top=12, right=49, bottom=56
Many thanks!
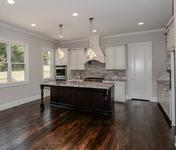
left=157, top=82, right=171, bottom=119
left=104, top=80, right=126, bottom=102
left=114, top=81, right=126, bottom=102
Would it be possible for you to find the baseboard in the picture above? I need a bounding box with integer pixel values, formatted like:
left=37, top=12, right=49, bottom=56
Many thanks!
left=125, top=95, right=157, bottom=102
left=151, top=97, right=158, bottom=102
left=0, top=92, right=50, bottom=112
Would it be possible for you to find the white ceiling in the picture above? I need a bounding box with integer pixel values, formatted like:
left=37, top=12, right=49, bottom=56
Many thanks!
left=0, top=0, right=172, bottom=41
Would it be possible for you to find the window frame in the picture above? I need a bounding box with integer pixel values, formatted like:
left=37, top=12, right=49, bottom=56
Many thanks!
left=42, top=48, right=54, bottom=81
left=0, top=39, right=29, bottom=87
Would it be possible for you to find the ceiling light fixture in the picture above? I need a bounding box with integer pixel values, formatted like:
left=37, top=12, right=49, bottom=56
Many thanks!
left=57, top=24, right=64, bottom=59
left=92, top=29, right=97, bottom=33
left=72, top=13, right=79, bottom=17
left=138, top=22, right=144, bottom=25
left=31, top=24, right=36, bottom=27
left=7, top=0, right=15, bottom=4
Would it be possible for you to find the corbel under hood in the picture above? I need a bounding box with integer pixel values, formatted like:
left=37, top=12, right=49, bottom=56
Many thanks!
left=87, top=35, right=105, bottom=63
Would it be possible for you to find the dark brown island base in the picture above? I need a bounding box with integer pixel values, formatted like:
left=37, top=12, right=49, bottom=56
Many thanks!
left=40, top=81, right=114, bottom=116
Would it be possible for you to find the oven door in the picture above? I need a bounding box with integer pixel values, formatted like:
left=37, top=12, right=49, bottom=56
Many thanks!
left=56, top=68, right=65, bottom=76
left=56, top=66, right=67, bottom=80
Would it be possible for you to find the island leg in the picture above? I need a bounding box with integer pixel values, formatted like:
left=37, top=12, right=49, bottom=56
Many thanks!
left=40, top=85, right=45, bottom=110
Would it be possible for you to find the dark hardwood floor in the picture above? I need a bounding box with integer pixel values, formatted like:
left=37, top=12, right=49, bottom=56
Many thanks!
left=0, top=98, right=174, bottom=150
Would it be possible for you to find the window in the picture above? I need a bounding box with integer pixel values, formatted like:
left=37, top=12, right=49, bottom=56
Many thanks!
left=0, top=40, right=28, bottom=85
left=0, top=42, right=8, bottom=83
left=43, top=49, right=53, bottom=80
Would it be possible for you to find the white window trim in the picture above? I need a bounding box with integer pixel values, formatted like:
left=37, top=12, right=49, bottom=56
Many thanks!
left=42, top=47, right=54, bottom=81
left=0, top=40, right=29, bottom=86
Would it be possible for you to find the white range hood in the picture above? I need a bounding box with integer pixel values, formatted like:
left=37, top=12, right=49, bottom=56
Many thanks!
left=87, top=35, right=105, bottom=63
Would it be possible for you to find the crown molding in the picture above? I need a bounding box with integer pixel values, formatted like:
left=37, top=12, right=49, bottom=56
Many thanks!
left=102, top=28, right=165, bottom=40
left=63, top=38, right=88, bottom=44
left=62, top=28, right=165, bottom=44
left=0, top=21, right=58, bottom=44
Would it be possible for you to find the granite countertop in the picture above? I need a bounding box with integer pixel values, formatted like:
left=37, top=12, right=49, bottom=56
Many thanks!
left=104, top=78, right=126, bottom=81
left=41, top=81, right=114, bottom=90
left=157, top=80, right=170, bottom=89
left=157, top=72, right=170, bottom=90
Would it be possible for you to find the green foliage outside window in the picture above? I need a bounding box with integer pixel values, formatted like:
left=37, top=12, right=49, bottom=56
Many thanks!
left=11, top=44, right=25, bottom=71
left=0, top=43, right=25, bottom=72
left=43, top=50, right=51, bottom=65
left=0, top=42, right=7, bottom=72
left=11, top=44, right=24, bottom=63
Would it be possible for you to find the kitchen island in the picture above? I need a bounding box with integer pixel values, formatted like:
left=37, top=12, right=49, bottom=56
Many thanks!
left=40, top=81, right=114, bottom=115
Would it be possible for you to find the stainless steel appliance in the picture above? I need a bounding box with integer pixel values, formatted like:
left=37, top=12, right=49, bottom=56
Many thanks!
left=56, top=65, right=67, bottom=80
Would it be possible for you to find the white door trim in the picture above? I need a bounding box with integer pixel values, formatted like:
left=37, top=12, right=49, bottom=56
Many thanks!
left=128, top=41, right=153, bottom=101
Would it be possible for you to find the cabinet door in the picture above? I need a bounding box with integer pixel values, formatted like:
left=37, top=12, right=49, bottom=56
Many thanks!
left=69, top=49, right=85, bottom=70
left=114, top=81, right=126, bottom=102
left=165, top=92, right=170, bottom=118
left=114, top=46, right=126, bottom=69
left=69, top=50, right=78, bottom=70
left=77, top=49, right=85, bottom=70
left=105, top=47, right=114, bottom=69
left=105, top=46, right=126, bottom=70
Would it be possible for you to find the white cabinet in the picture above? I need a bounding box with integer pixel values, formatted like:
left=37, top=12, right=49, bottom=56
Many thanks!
left=105, top=46, right=126, bottom=70
left=166, top=19, right=175, bottom=51
left=69, top=49, right=86, bottom=70
left=55, top=48, right=68, bottom=66
left=114, top=81, right=126, bottom=102
left=103, top=80, right=126, bottom=102
left=157, top=82, right=171, bottom=119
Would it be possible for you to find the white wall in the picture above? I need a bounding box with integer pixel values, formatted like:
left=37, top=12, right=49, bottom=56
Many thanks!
left=63, top=30, right=167, bottom=99
left=0, top=24, right=57, bottom=108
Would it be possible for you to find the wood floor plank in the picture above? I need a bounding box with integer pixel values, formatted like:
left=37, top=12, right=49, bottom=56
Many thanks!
left=0, top=98, right=174, bottom=150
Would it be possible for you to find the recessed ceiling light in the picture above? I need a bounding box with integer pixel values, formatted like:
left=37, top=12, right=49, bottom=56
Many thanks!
left=138, top=22, right=144, bottom=25
left=59, top=35, right=63, bottom=38
left=31, top=24, right=36, bottom=27
left=92, top=29, right=97, bottom=33
left=7, top=0, right=15, bottom=4
left=72, top=13, right=79, bottom=17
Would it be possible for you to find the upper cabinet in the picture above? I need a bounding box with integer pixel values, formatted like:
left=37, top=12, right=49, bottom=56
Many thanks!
left=55, top=48, right=68, bottom=66
left=69, top=49, right=86, bottom=70
left=166, top=17, right=175, bottom=51
left=105, top=45, right=126, bottom=70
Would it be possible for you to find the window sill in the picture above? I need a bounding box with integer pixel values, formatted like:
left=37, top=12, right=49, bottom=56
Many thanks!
left=0, top=81, right=30, bottom=88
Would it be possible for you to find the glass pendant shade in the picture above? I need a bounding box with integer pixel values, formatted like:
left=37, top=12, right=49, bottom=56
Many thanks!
left=58, top=24, right=64, bottom=59
left=87, top=18, right=97, bottom=60
left=58, top=47, right=64, bottom=59
left=87, top=48, right=97, bottom=60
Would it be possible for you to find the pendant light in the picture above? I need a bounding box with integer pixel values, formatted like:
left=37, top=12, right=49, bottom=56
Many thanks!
left=86, top=18, right=97, bottom=60
left=58, top=24, right=64, bottom=59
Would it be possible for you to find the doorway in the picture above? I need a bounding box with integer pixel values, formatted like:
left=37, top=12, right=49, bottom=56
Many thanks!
left=128, top=42, right=153, bottom=101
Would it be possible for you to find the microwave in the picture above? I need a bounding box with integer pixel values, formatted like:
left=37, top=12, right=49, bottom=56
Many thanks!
left=56, top=65, right=67, bottom=80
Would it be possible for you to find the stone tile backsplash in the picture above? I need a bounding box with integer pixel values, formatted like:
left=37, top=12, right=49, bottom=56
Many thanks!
left=69, top=60, right=126, bottom=80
